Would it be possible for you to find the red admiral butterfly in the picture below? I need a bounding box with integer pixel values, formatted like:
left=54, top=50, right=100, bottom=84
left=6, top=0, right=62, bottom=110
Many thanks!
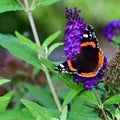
left=55, top=25, right=104, bottom=78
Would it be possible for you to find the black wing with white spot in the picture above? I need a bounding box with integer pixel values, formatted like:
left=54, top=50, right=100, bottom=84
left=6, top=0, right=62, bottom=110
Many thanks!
left=54, top=62, right=74, bottom=74
left=82, top=25, right=99, bottom=48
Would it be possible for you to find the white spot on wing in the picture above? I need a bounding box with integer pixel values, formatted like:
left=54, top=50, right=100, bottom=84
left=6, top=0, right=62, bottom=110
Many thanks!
left=93, top=35, right=96, bottom=39
left=83, top=34, right=88, bottom=38
left=60, top=64, right=64, bottom=68
left=89, top=34, right=92, bottom=37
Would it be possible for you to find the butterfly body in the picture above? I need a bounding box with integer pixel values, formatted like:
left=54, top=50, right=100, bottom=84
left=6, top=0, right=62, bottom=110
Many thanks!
left=55, top=25, right=104, bottom=78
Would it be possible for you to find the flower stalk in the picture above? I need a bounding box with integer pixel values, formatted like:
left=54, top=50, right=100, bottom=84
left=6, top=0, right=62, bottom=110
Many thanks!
left=23, top=0, right=62, bottom=112
left=24, top=0, right=41, bottom=46
left=96, top=89, right=108, bottom=120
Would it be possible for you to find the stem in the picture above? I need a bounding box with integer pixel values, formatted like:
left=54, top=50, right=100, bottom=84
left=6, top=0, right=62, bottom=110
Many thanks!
left=96, top=89, right=108, bottom=120
left=23, top=0, right=62, bottom=111
left=24, top=0, right=41, bottom=46
left=43, top=65, right=62, bottom=111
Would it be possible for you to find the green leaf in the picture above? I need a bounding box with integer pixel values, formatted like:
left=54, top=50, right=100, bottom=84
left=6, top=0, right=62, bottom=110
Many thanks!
left=0, top=0, right=23, bottom=13
left=60, top=106, right=67, bottom=120
left=48, top=42, right=63, bottom=55
left=21, top=99, right=52, bottom=119
left=0, top=109, right=34, bottom=120
left=70, top=96, right=94, bottom=113
left=80, top=90, right=99, bottom=105
left=0, top=34, right=41, bottom=68
left=47, top=109, right=60, bottom=119
left=68, top=112, right=102, bottom=120
left=107, top=116, right=113, bottom=120
left=49, top=109, right=102, bottom=120
left=62, top=88, right=83, bottom=109
left=0, top=90, right=15, bottom=112
left=51, top=118, right=60, bottom=120
left=4, top=90, right=15, bottom=98
left=0, top=96, right=10, bottom=112
left=104, top=94, right=120, bottom=104
left=115, top=108, right=120, bottom=120
left=39, top=0, right=61, bottom=6
left=111, top=36, right=120, bottom=48
left=0, top=79, right=11, bottom=86
left=40, top=58, right=79, bottom=89
left=21, top=99, right=46, bottom=116
left=113, top=36, right=120, bottom=44
left=42, top=31, right=61, bottom=49
left=15, top=31, right=39, bottom=52
left=24, top=83, right=57, bottom=109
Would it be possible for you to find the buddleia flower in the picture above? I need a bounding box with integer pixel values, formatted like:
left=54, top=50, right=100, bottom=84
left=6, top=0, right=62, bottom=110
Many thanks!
left=64, top=7, right=86, bottom=60
left=104, top=20, right=120, bottom=46
left=55, top=7, right=107, bottom=90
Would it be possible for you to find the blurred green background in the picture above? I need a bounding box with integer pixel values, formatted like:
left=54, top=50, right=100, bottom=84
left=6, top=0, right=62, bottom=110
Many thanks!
left=0, top=0, right=119, bottom=60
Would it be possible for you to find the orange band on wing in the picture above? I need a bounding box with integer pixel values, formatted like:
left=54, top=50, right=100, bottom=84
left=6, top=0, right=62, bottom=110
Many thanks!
left=98, top=50, right=104, bottom=68
left=67, top=60, right=77, bottom=72
left=80, top=41, right=96, bottom=48
left=79, top=71, right=97, bottom=77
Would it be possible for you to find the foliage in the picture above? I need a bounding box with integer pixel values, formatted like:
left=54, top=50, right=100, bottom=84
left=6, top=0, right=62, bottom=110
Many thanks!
left=0, top=0, right=23, bottom=13
left=0, top=0, right=119, bottom=120
left=111, top=36, right=120, bottom=48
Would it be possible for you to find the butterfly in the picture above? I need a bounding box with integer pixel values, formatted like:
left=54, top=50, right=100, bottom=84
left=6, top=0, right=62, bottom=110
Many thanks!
left=54, top=25, right=104, bottom=78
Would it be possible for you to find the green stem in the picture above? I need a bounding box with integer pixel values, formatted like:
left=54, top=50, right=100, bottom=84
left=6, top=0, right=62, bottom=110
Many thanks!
left=96, top=89, right=108, bottom=120
left=23, top=0, right=62, bottom=112
left=24, top=0, right=41, bottom=46
left=42, top=65, right=62, bottom=111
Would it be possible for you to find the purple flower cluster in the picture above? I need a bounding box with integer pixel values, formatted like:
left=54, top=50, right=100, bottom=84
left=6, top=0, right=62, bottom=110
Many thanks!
left=104, top=20, right=120, bottom=42
left=64, top=7, right=86, bottom=60
left=64, top=7, right=107, bottom=90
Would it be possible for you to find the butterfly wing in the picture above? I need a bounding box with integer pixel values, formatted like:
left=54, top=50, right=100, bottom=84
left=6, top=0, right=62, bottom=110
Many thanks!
left=76, top=46, right=99, bottom=73
left=54, top=47, right=103, bottom=77
left=54, top=25, right=104, bottom=78
left=54, top=61, right=76, bottom=74
left=54, top=46, right=99, bottom=74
